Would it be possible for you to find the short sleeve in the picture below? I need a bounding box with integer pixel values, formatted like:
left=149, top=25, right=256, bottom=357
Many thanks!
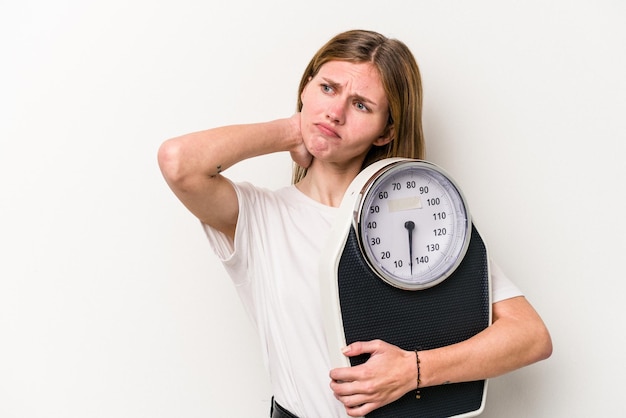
left=490, top=259, right=524, bottom=303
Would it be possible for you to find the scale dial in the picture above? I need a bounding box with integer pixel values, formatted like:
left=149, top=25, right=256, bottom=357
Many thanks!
left=356, top=160, right=471, bottom=290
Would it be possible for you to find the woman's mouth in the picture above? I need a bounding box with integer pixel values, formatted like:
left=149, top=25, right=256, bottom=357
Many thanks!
left=316, top=123, right=340, bottom=138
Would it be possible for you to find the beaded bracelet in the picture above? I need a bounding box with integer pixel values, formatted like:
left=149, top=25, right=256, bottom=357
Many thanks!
left=414, top=350, right=422, bottom=399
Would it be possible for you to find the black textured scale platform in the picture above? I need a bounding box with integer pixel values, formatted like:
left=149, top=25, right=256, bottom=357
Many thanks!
left=337, top=224, right=490, bottom=418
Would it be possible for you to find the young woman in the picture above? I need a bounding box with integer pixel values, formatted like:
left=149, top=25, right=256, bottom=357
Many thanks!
left=158, top=29, right=552, bottom=418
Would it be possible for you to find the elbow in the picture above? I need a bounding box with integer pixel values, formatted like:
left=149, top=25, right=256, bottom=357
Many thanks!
left=158, top=139, right=187, bottom=187
left=535, top=323, right=553, bottom=362
left=522, top=316, right=553, bottom=365
left=495, top=296, right=553, bottom=366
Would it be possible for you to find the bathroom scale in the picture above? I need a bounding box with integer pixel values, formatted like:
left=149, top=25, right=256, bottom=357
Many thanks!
left=320, top=158, right=492, bottom=418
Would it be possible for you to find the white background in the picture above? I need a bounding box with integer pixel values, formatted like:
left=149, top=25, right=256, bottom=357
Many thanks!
left=1, top=1, right=625, bottom=417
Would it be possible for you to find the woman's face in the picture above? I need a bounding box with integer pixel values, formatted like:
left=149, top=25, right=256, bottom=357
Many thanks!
left=300, top=60, right=393, bottom=166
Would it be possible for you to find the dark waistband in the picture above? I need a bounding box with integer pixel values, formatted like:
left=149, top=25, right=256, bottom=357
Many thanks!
left=271, top=397, right=299, bottom=418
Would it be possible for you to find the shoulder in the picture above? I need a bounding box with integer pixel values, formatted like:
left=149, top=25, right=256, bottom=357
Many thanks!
left=234, top=182, right=295, bottom=209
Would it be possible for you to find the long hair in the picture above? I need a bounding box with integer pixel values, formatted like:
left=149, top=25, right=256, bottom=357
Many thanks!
left=292, top=29, right=425, bottom=184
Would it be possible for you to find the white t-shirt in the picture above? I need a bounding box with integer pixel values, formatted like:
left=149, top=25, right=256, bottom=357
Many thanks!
left=203, top=182, right=522, bottom=418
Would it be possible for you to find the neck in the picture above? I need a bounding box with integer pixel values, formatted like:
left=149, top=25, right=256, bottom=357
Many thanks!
left=295, top=160, right=362, bottom=207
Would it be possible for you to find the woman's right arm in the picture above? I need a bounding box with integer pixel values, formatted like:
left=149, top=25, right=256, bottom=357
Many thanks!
left=157, top=115, right=308, bottom=241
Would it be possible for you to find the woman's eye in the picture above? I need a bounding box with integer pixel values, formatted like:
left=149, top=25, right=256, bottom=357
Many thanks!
left=355, top=102, right=369, bottom=112
left=321, top=84, right=333, bottom=93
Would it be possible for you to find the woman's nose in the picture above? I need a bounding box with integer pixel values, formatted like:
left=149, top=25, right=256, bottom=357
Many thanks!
left=326, top=101, right=345, bottom=124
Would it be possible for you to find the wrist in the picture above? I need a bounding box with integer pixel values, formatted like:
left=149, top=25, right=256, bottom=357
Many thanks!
left=284, top=113, right=303, bottom=151
left=414, top=350, right=422, bottom=398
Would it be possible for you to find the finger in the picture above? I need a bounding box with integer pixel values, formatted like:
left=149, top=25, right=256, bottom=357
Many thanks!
left=336, top=392, right=367, bottom=406
left=335, top=392, right=371, bottom=411
left=342, top=339, right=382, bottom=357
left=329, top=364, right=361, bottom=384
left=345, top=402, right=377, bottom=417
left=330, top=374, right=357, bottom=393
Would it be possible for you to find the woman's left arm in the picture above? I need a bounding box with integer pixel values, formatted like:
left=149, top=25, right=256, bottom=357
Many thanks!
left=329, top=296, right=552, bottom=417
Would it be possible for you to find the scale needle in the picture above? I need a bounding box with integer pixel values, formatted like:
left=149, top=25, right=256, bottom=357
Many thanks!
left=404, top=221, right=415, bottom=274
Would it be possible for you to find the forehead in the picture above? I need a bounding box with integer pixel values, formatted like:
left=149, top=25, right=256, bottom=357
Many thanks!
left=316, top=61, right=387, bottom=102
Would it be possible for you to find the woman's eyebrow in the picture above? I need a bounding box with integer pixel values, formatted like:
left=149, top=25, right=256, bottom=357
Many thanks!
left=321, top=77, right=342, bottom=91
left=320, top=77, right=378, bottom=106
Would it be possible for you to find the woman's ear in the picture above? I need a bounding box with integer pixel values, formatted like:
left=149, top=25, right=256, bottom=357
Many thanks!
left=373, top=124, right=394, bottom=147
left=300, top=76, right=313, bottom=103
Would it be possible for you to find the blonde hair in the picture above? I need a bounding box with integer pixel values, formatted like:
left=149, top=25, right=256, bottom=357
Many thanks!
left=292, top=29, right=425, bottom=184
